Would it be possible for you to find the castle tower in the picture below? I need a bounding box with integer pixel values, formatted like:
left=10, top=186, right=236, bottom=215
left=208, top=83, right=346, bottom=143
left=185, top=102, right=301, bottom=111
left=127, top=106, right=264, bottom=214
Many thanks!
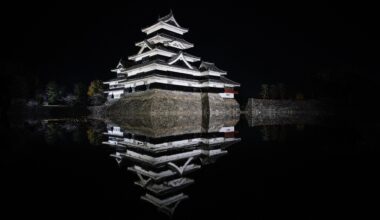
left=104, top=11, right=240, bottom=100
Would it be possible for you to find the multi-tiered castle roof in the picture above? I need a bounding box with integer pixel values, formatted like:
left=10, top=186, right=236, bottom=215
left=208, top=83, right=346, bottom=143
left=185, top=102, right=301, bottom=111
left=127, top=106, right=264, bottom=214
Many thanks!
left=104, top=11, right=239, bottom=100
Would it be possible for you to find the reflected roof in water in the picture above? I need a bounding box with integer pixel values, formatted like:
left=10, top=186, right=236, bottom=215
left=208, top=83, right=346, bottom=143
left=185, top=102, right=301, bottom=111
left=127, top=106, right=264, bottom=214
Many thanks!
left=103, top=114, right=241, bottom=217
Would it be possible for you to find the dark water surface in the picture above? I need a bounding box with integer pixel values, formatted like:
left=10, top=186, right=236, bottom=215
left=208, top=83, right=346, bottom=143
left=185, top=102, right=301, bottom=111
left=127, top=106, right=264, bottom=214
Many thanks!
left=1, top=115, right=378, bottom=219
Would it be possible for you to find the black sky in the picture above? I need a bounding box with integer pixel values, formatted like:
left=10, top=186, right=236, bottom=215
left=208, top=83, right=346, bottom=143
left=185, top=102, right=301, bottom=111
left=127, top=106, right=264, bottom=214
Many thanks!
left=2, top=1, right=379, bottom=101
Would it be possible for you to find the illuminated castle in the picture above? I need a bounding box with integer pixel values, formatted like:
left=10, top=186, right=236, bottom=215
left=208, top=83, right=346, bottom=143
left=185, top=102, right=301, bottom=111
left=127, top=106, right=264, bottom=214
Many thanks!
left=104, top=11, right=239, bottom=100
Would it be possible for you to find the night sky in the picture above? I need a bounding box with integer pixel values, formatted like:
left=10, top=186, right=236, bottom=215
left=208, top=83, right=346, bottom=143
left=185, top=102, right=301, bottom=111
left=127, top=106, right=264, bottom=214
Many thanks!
left=2, top=2, right=379, bottom=102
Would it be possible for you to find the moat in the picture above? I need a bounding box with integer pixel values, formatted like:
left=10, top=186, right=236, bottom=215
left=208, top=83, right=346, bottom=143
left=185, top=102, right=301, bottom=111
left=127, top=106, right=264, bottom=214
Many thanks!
left=1, top=112, right=375, bottom=219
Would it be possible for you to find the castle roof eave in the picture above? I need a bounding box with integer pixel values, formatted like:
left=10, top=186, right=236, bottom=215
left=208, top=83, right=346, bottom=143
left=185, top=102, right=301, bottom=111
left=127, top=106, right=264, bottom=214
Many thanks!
left=168, top=52, right=195, bottom=69
left=111, top=68, right=126, bottom=73
left=103, top=78, right=127, bottom=84
left=135, top=33, right=194, bottom=49
left=199, top=61, right=227, bottom=74
left=115, top=73, right=239, bottom=88
left=201, top=70, right=227, bottom=76
left=141, top=21, right=189, bottom=35
left=220, top=76, right=240, bottom=87
left=128, top=46, right=200, bottom=62
left=121, top=59, right=200, bottom=75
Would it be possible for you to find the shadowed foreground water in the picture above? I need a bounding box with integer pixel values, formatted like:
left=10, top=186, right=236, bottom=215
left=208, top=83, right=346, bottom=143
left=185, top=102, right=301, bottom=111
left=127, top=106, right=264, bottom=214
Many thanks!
left=1, top=114, right=379, bottom=219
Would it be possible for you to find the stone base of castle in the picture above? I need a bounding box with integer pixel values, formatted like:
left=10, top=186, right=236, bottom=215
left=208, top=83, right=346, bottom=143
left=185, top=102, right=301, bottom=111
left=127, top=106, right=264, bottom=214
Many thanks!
left=101, top=89, right=240, bottom=137
left=107, top=89, right=240, bottom=117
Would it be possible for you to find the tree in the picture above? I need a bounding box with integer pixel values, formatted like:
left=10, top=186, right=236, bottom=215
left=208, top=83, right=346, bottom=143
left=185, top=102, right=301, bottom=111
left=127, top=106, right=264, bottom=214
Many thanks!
left=46, top=81, right=59, bottom=105
left=34, top=91, right=45, bottom=105
left=87, top=80, right=106, bottom=106
left=278, top=83, right=286, bottom=100
left=87, top=127, right=103, bottom=145
left=87, top=80, right=104, bottom=97
left=260, top=84, right=269, bottom=99
left=58, top=85, right=67, bottom=102
left=269, top=84, right=279, bottom=99
left=62, top=94, right=77, bottom=106
left=73, top=83, right=87, bottom=106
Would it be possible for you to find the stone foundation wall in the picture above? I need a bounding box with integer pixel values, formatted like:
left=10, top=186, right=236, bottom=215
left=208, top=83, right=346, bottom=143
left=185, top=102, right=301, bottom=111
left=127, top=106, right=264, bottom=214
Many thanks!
left=207, top=93, right=240, bottom=116
left=106, top=89, right=240, bottom=117
left=245, top=98, right=321, bottom=116
left=243, top=98, right=324, bottom=127
left=99, top=89, right=240, bottom=137
left=106, top=89, right=203, bottom=118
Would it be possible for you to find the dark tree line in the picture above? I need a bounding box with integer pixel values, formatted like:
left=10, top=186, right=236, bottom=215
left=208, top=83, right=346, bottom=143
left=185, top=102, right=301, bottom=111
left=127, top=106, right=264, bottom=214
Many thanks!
left=259, top=83, right=293, bottom=100
left=44, top=80, right=105, bottom=106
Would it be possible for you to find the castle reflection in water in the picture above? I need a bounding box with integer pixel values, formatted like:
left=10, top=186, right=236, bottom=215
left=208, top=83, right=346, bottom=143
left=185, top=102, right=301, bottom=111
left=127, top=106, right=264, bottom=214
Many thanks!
left=102, top=115, right=240, bottom=216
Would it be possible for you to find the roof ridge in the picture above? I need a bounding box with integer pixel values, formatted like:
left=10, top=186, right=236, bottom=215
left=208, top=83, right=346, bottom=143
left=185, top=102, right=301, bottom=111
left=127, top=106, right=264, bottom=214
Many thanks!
left=199, top=61, right=226, bottom=73
left=158, top=10, right=174, bottom=22
left=157, top=33, right=192, bottom=45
